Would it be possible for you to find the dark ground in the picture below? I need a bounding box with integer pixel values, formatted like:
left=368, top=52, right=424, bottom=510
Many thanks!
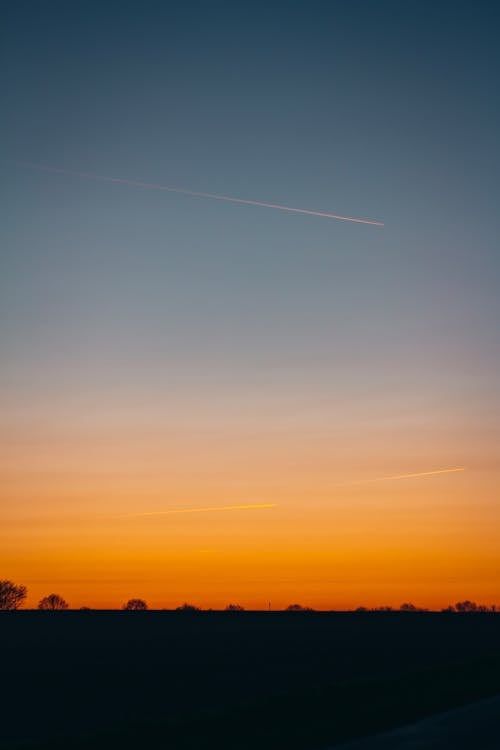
left=1, top=612, right=499, bottom=749
left=331, top=694, right=500, bottom=749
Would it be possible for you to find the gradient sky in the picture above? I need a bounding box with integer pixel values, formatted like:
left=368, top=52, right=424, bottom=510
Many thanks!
left=1, top=1, right=499, bottom=609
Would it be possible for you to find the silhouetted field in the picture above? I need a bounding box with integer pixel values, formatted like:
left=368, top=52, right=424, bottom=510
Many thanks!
left=2, top=612, right=499, bottom=749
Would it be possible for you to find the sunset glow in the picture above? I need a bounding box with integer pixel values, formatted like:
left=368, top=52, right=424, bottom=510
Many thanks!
left=2, top=398, right=497, bottom=610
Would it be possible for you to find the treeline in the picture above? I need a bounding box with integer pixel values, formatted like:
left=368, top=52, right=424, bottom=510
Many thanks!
left=1, top=580, right=498, bottom=613
left=355, top=601, right=499, bottom=613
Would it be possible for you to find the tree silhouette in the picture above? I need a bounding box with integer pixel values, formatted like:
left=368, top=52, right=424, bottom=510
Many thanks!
left=399, top=603, right=427, bottom=612
left=225, top=603, right=245, bottom=611
left=442, top=602, right=496, bottom=613
left=0, top=579, right=27, bottom=610
left=286, top=603, right=314, bottom=612
left=123, top=598, right=148, bottom=610
left=38, top=593, right=68, bottom=610
left=176, top=603, right=201, bottom=612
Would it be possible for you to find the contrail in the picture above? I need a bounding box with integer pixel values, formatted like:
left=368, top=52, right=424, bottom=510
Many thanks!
left=16, top=162, right=384, bottom=226
left=337, top=467, right=466, bottom=487
left=126, top=503, right=278, bottom=517
left=371, top=467, right=466, bottom=482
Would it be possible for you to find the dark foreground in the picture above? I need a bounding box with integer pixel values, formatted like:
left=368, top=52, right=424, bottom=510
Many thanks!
left=332, top=694, right=500, bottom=749
left=2, top=612, right=499, bottom=749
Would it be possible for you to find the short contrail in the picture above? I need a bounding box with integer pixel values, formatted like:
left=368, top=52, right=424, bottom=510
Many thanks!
left=16, top=162, right=384, bottom=226
left=372, top=467, right=466, bottom=482
left=126, top=503, right=278, bottom=517
left=337, top=467, right=466, bottom=487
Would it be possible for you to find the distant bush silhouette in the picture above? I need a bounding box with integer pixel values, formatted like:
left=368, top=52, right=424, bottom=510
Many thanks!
left=0, top=579, right=27, bottom=610
left=455, top=601, right=496, bottom=613
left=225, top=604, right=245, bottom=611
left=441, top=602, right=497, bottom=613
left=38, top=593, right=68, bottom=610
left=286, top=604, right=314, bottom=612
left=399, top=603, right=427, bottom=612
left=123, top=598, right=148, bottom=610
left=176, top=603, right=201, bottom=612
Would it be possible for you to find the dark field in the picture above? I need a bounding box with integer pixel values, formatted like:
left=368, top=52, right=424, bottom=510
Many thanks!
left=2, top=612, right=500, bottom=749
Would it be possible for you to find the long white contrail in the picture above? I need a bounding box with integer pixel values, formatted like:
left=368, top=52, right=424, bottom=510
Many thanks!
left=125, top=503, right=278, bottom=517
left=17, top=162, right=384, bottom=226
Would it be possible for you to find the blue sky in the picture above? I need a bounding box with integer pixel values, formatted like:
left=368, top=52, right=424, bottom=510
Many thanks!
left=2, top=1, right=498, bottom=395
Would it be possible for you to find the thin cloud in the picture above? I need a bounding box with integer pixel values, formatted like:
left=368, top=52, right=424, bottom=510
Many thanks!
left=125, top=503, right=278, bottom=517
left=16, top=162, right=384, bottom=226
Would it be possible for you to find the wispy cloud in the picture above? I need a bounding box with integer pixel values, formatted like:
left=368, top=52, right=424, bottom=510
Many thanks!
left=125, top=503, right=278, bottom=517
left=16, top=162, right=384, bottom=226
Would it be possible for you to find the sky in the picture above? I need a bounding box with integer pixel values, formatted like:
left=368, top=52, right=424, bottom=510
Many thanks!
left=1, top=1, right=499, bottom=609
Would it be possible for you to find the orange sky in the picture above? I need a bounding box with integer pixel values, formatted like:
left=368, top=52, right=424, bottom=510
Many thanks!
left=2, top=385, right=499, bottom=610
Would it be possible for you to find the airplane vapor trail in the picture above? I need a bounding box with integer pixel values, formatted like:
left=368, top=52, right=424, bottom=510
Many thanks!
left=126, top=503, right=278, bottom=517
left=17, top=162, right=384, bottom=226
left=373, top=467, right=466, bottom=482
left=334, top=467, right=466, bottom=488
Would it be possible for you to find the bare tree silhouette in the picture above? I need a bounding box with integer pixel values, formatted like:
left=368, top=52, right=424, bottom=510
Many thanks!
left=38, top=593, right=68, bottom=610
left=123, top=598, right=148, bottom=610
left=0, top=579, right=27, bottom=610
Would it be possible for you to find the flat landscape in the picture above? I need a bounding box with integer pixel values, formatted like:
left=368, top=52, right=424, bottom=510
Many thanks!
left=2, top=612, right=499, bottom=749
